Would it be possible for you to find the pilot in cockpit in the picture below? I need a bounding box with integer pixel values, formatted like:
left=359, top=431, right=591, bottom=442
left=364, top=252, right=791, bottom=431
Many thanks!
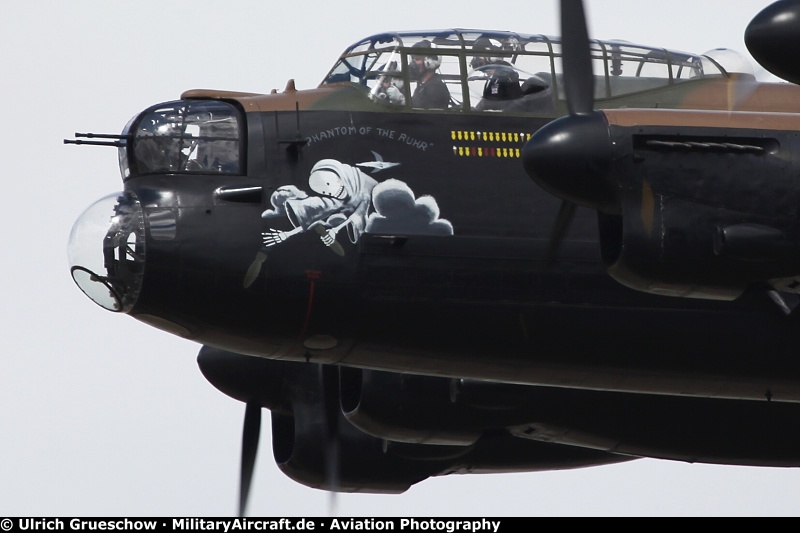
left=409, top=40, right=450, bottom=109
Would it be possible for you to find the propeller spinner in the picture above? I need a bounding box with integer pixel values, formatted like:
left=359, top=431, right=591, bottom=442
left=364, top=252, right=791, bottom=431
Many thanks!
left=746, top=0, right=800, bottom=85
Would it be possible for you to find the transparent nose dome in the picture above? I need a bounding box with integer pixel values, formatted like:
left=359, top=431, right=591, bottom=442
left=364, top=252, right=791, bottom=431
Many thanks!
left=68, top=192, right=145, bottom=312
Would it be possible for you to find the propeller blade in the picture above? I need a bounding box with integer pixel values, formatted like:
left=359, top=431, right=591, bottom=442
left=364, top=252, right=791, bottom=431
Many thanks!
left=524, top=1, right=615, bottom=264
left=239, top=401, right=261, bottom=517
left=325, top=434, right=340, bottom=516
left=319, top=364, right=341, bottom=515
left=545, top=200, right=577, bottom=266
left=560, top=0, right=595, bottom=115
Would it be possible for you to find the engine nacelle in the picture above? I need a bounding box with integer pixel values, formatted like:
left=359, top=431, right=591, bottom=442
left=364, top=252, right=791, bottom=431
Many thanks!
left=197, top=346, right=293, bottom=413
left=598, top=121, right=800, bottom=300
left=200, top=347, right=452, bottom=493
left=198, top=349, right=633, bottom=492
left=339, top=368, right=482, bottom=445
left=271, top=411, right=446, bottom=494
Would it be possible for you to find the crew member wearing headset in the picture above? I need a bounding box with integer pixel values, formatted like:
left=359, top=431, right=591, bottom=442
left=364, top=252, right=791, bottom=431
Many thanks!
left=409, top=40, right=450, bottom=109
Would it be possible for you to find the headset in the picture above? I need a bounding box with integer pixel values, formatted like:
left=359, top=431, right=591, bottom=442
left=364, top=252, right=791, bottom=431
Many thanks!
left=411, top=40, right=442, bottom=71
left=422, top=54, right=442, bottom=71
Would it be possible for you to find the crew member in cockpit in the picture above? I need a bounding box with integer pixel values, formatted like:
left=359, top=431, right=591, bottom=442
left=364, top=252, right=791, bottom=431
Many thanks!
left=376, top=76, right=405, bottom=105
left=470, top=37, right=504, bottom=71
left=409, top=40, right=450, bottom=109
left=372, top=61, right=406, bottom=105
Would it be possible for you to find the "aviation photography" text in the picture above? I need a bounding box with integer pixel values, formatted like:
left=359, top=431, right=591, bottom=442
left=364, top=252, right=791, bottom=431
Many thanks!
left=8, top=519, right=503, bottom=533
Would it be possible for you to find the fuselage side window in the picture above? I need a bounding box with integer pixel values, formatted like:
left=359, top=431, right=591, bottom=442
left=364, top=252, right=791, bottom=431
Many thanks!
left=469, top=39, right=556, bottom=114
left=127, top=100, right=242, bottom=179
left=432, top=52, right=465, bottom=110
left=601, top=44, right=670, bottom=96
left=367, top=51, right=407, bottom=105
left=404, top=33, right=465, bottom=111
left=551, top=41, right=611, bottom=100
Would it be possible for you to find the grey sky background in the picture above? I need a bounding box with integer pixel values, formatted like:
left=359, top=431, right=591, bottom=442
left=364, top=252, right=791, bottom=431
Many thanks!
left=2, top=0, right=797, bottom=517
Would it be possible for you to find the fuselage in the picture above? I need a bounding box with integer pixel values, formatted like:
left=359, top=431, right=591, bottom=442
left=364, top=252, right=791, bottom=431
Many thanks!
left=68, top=30, right=800, bottom=403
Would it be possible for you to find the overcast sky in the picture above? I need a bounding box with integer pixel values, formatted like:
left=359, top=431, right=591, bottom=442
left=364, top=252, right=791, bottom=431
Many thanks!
left=2, top=0, right=797, bottom=518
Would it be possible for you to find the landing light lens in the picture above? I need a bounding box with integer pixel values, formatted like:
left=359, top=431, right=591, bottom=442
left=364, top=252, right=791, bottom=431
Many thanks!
left=68, top=192, right=145, bottom=312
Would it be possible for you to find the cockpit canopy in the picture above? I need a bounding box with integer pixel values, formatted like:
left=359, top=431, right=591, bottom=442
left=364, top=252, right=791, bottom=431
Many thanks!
left=321, top=30, right=745, bottom=112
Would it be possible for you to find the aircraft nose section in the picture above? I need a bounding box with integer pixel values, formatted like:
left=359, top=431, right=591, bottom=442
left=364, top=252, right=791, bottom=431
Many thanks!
left=68, top=192, right=145, bottom=313
left=522, top=111, right=617, bottom=213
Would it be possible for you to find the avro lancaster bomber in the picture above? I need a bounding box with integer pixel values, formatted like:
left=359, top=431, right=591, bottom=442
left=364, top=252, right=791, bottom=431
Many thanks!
left=66, top=0, right=800, bottom=516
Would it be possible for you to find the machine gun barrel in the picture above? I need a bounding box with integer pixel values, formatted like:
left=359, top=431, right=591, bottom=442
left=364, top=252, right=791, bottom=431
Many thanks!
left=64, top=132, right=130, bottom=147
